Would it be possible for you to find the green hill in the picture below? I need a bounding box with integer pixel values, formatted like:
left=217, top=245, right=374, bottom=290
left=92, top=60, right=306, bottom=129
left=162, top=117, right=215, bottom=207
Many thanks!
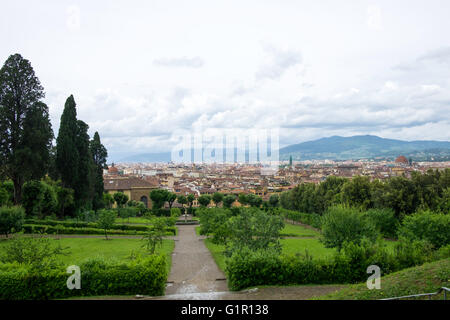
left=316, top=258, right=450, bottom=300
left=280, top=135, right=450, bottom=161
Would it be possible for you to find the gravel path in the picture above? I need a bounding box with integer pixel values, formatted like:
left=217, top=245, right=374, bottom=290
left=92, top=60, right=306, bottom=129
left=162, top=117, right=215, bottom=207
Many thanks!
left=164, top=224, right=228, bottom=296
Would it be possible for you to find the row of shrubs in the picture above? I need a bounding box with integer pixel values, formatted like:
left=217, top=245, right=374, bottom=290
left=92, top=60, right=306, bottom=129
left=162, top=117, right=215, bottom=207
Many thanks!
left=25, top=219, right=151, bottom=231
left=279, top=207, right=449, bottom=248
left=22, top=224, right=177, bottom=236
left=226, top=239, right=450, bottom=291
left=0, top=255, right=167, bottom=300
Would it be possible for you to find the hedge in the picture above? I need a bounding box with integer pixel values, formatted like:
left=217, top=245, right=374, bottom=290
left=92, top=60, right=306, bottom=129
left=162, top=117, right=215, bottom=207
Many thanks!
left=0, top=255, right=167, bottom=299
left=25, top=219, right=150, bottom=232
left=22, top=224, right=177, bottom=236
left=225, top=240, right=442, bottom=291
left=279, top=209, right=322, bottom=229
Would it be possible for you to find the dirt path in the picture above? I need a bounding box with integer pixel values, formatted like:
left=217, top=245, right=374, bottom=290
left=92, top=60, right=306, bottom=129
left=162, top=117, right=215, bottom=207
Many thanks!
left=164, top=224, right=228, bottom=296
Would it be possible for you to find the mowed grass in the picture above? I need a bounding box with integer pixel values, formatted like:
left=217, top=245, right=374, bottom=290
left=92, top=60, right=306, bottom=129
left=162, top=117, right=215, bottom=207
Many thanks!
left=280, top=223, right=320, bottom=237
left=114, top=217, right=150, bottom=224
left=316, top=258, right=450, bottom=300
left=0, top=237, right=175, bottom=273
left=204, top=238, right=227, bottom=272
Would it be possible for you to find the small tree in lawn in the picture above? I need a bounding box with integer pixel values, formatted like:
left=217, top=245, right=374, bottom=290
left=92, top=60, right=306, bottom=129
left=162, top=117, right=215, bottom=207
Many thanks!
left=0, top=206, right=25, bottom=238
left=212, top=192, right=224, bottom=207
left=103, top=193, right=114, bottom=209
left=177, top=195, right=188, bottom=221
left=187, top=194, right=195, bottom=214
left=167, top=192, right=177, bottom=210
left=142, top=218, right=166, bottom=254
left=113, top=192, right=128, bottom=208
left=198, top=194, right=212, bottom=208
left=97, top=210, right=116, bottom=240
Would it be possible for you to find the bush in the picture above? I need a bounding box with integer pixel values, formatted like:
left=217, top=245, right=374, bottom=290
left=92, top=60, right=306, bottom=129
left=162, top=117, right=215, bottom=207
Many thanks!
left=320, top=205, right=379, bottom=250
left=225, top=238, right=436, bottom=291
left=279, top=209, right=322, bottom=228
left=0, top=206, right=25, bottom=237
left=398, top=210, right=450, bottom=248
left=0, top=255, right=167, bottom=299
left=362, top=208, right=399, bottom=238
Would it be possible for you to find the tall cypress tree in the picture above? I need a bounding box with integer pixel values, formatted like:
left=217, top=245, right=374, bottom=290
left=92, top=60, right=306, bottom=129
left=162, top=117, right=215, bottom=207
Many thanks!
left=74, top=120, right=94, bottom=210
left=55, top=95, right=79, bottom=190
left=90, top=131, right=108, bottom=210
left=0, top=54, right=52, bottom=203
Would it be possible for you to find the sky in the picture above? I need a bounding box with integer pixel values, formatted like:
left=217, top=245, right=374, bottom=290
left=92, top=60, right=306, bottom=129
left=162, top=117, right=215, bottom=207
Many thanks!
left=1, top=0, right=450, bottom=161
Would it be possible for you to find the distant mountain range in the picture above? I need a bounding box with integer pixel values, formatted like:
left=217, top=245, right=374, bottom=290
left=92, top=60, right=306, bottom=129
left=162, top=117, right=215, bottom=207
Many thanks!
left=115, top=135, right=450, bottom=163
left=279, top=135, right=450, bottom=161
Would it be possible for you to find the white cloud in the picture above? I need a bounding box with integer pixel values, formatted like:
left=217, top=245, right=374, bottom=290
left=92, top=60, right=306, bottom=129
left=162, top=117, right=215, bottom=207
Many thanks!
left=66, top=5, right=81, bottom=32
left=367, top=5, right=382, bottom=31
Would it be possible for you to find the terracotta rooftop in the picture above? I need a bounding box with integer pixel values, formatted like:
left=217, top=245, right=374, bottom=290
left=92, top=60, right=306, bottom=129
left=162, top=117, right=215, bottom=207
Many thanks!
left=104, top=177, right=158, bottom=190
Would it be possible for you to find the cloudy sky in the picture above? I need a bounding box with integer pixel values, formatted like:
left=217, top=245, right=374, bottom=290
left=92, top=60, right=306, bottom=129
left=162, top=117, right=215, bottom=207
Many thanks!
left=1, top=0, right=450, bottom=161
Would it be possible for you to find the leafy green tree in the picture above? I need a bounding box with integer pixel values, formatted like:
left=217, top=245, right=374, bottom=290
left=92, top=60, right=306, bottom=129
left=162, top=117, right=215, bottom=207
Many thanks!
left=226, top=208, right=284, bottom=256
left=166, top=192, right=177, bottom=210
left=142, top=218, right=166, bottom=254
left=97, top=209, right=116, bottom=240
left=212, top=192, right=224, bottom=207
left=246, top=194, right=263, bottom=208
left=149, top=189, right=169, bottom=210
left=341, top=176, right=373, bottom=210
left=21, top=180, right=57, bottom=218
left=223, top=195, right=236, bottom=208
left=113, top=192, right=128, bottom=208
left=439, top=187, right=450, bottom=214
left=0, top=206, right=25, bottom=237
left=398, top=210, right=450, bottom=248
left=268, top=194, right=279, bottom=207
left=320, top=205, right=379, bottom=250
left=198, top=194, right=212, bottom=207
left=238, top=193, right=248, bottom=206
left=103, top=193, right=114, bottom=209
left=0, top=54, right=52, bottom=204
left=0, top=181, right=13, bottom=206
left=383, top=176, right=418, bottom=217
left=177, top=195, right=188, bottom=221
left=187, top=194, right=195, bottom=214
left=90, top=132, right=108, bottom=211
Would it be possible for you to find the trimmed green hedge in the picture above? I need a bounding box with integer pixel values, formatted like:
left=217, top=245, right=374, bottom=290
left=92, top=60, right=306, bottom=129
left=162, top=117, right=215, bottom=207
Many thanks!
left=225, top=240, right=444, bottom=291
left=0, top=255, right=167, bottom=299
left=25, top=219, right=150, bottom=232
left=22, top=224, right=177, bottom=236
left=279, top=209, right=322, bottom=229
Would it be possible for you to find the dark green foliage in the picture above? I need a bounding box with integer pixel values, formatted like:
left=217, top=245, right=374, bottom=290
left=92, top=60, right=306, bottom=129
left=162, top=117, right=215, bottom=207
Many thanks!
left=320, top=205, right=379, bottom=250
left=74, top=120, right=94, bottom=211
left=0, top=236, right=67, bottom=270
left=341, top=176, right=372, bottom=210
left=166, top=192, right=177, bottom=210
left=142, top=218, right=166, bottom=254
left=225, top=237, right=437, bottom=291
left=223, top=195, right=236, bottom=208
left=398, top=210, right=450, bottom=248
left=0, top=206, right=25, bottom=237
left=362, top=208, right=399, bottom=238
left=97, top=209, right=116, bottom=239
left=197, top=208, right=231, bottom=244
left=268, top=194, right=279, bottom=207
left=113, top=192, right=128, bottom=208
left=21, top=180, right=57, bottom=218
left=225, top=208, right=284, bottom=256
left=0, top=255, right=167, bottom=299
left=55, top=95, right=79, bottom=191
left=149, top=189, right=169, bottom=210
left=198, top=194, right=212, bottom=207
left=90, top=132, right=107, bottom=211
left=0, top=181, right=13, bottom=206
left=279, top=209, right=322, bottom=229
left=212, top=192, right=224, bottom=207
left=0, top=54, right=51, bottom=204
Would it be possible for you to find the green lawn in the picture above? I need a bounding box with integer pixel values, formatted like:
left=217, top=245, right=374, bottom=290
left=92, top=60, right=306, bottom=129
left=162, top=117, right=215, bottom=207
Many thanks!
left=0, top=237, right=175, bottom=273
left=280, top=223, right=320, bottom=237
left=204, top=238, right=227, bottom=272
left=114, top=217, right=151, bottom=224
left=316, top=258, right=450, bottom=300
